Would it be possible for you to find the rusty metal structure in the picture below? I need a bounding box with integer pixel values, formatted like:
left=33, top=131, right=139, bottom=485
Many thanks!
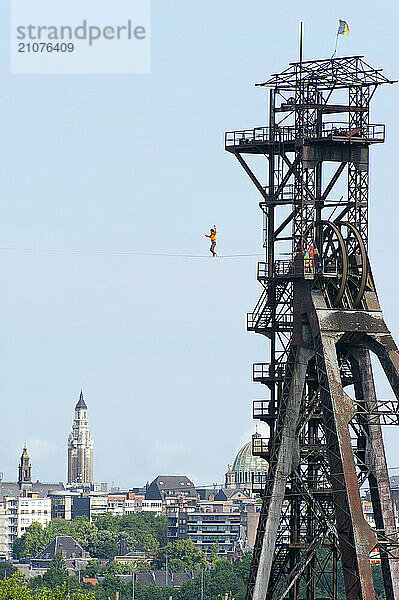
left=225, top=55, right=399, bottom=600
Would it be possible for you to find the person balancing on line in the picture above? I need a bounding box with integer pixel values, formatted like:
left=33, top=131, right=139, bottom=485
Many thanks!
left=205, top=225, right=218, bottom=257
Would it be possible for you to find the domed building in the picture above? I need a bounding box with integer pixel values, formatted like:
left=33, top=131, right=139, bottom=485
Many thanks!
left=225, top=433, right=268, bottom=488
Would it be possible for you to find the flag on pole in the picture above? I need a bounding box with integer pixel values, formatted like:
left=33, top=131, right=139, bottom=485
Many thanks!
left=338, top=20, right=350, bottom=35
left=332, top=20, right=350, bottom=57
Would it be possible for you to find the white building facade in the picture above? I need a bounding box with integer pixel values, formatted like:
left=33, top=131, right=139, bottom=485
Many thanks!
left=0, top=496, right=51, bottom=559
left=17, top=497, right=51, bottom=537
left=0, top=506, right=7, bottom=560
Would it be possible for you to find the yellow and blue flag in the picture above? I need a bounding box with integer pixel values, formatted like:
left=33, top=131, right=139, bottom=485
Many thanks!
left=338, top=20, right=350, bottom=35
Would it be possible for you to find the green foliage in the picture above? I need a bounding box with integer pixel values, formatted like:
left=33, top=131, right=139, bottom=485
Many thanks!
left=34, top=585, right=95, bottom=600
left=371, top=565, right=387, bottom=600
left=24, top=552, right=253, bottom=600
left=107, top=560, right=151, bottom=574
left=80, top=560, right=101, bottom=578
left=13, top=522, right=46, bottom=559
left=177, top=556, right=251, bottom=600
left=13, top=513, right=166, bottom=561
left=94, top=512, right=167, bottom=551
left=0, top=560, right=17, bottom=579
left=86, top=530, right=119, bottom=559
left=42, top=552, right=69, bottom=588
left=0, top=573, right=95, bottom=599
left=0, top=572, right=32, bottom=599
left=44, top=517, right=97, bottom=550
left=13, top=519, right=94, bottom=560
left=133, top=559, right=151, bottom=573
left=209, top=543, right=219, bottom=566
left=232, top=552, right=252, bottom=584
left=93, top=573, right=126, bottom=598
left=132, top=582, right=178, bottom=600
left=91, top=512, right=117, bottom=532
left=153, top=539, right=208, bottom=572
left=11, top=517, right=252, bottom=599
left=204, top=560, right=242, bottom=600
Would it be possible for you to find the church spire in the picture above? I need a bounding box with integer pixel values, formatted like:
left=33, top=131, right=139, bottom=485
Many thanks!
left=68, top=390, right=94, bottom=486
left=18, top=444, right=32, bottom=489
left=75, top=389, right=87, bottom=410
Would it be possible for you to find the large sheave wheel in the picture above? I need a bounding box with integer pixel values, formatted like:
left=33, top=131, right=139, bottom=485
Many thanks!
left=338, top=222, right=368, bottom=308
left=319, top=221, right=348, bottom=307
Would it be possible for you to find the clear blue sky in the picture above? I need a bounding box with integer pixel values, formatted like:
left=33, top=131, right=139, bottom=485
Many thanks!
left=1, top=0, right=398, bottom=488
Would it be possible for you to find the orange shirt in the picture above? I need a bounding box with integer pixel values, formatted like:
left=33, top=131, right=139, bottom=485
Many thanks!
left=207, top=227, right=216, bottom=241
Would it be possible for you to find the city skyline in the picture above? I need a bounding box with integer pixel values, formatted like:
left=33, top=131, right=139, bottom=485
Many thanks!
left=1, top=0, right=398, bottom=488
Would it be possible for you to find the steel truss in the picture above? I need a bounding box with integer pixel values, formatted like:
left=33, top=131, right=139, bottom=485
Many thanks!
left=225, top=56, right=399, bottom=599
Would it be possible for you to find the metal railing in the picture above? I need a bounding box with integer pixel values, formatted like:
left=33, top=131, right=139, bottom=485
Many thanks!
left=252, top=436, right=270, bottom=456
left=262, top=183, right=296, bottom=201
left=253, top=362, right=286, bottom=382
left=247, top=312, right=269, bottom=331
left=258, top=259, right=297, bottom=279
left=256, top=258, right=338, bottom=278
left=225, top=126, right=296, bottom=147
left=274, top=260, right=295, bottom=276
left=257, top=262, right=268, bottom=280
left=247, top=312, right=293, bottom=331
left=252, top=473, right=268, bottom=492
left=319, top=122, right=385, bottom=142
left=253, top=400, right=270, bottom=418
left=225, top=122, right=385, bottom=148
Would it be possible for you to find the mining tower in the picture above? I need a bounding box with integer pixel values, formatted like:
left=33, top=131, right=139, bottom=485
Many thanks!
left=226, top=55, right=399, bottom=600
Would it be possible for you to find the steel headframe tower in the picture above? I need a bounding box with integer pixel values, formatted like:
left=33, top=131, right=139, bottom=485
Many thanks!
left=226, top=56, right=399, bottom=600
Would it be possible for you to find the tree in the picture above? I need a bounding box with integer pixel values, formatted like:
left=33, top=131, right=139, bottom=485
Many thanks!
left=86, top=530, right=119, bottom=559
left=209, top=543, right=219, bottom=566
left=13, top=522, right=46, bottom=559
left=105, top=560, right=150, bottom=575
left=94, top=512, right=167, bottom=550
left=371, top=564, right=387, bottom=600
left=0, top=572, right=32, bottom=599
left=94, top=573, right=127, bottom=598
left=232, top=552, right=252, bottom=584
left=202, top=560, right=240, bottom=600
left=153, top=539, right=208, bottom=572
left=43, top=517, right=97, bottom=550
left=134, top=582, right=178, bottom=599
left=0, top=561, right=17, bottom=579
left=107, top=560, right=133, bottom=574
left=134, top=560, right=151, bottom=573
left=93, top=513, right=118, bottom=532
left=69, top=518, right=97, bottom=548
left=33, top=584, right=95, bottom=599
left=179, top=559, right=244, bottom=600
left=42, top=552, right=69, bottom=588
left=81, top=560, right=101, bottom=579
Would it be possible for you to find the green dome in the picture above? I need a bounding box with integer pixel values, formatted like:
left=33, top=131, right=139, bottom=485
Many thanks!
left=232, top=436, right=267, bottom=485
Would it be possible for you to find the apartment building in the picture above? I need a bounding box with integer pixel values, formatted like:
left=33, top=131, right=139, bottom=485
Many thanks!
left=1, top=495, right=51, bottom=559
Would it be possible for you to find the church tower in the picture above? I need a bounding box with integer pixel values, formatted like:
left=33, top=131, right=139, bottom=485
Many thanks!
left=225, top=464, right=236, bottom=489
left=18, top=445, right=32, bottom=492
left=67, top=390, right=94, bottom=486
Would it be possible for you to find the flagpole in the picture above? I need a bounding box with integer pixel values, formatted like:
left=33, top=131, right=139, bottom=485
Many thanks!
left=332, top=30, right=339, bottom=58
left=299, top=21, right=303, bottom=82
